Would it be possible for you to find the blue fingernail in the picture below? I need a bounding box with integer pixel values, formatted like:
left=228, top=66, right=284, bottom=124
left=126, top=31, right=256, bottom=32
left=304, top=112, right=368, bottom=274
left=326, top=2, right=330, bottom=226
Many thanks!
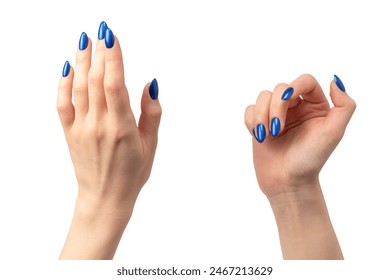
left=62, top=61, right=70, bottom=77
left=270, top=118, right=280, bottom=137
left=252, top=128, right=257, bottom=140
left=105, top=28, right=115, bottom=48
left=149, top=78, right=159, bottom=100
left=98, top=21, right=108, bottom=40
left=254, top=124, right=266, bottom=143
left=334, top=74, right=346, bottom=92
left=79, top=32, right=88, bottom=50
left=281, top=87, right=294, bottom=100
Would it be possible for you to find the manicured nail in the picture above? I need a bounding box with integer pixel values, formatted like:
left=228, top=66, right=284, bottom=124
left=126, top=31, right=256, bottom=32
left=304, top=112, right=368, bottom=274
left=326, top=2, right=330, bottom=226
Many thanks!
left=62, top=61, right=70, bottom=77
left=79, top=32, right=88, bottom=50
left=254, top=124, right=266, bottom=143
left=281, top=87, right=294, bottom=100
left=98, top=21, right=108, bottom=40
left=334, top=74, right=346, bottom=92
left=270, top=117, right=280, bottom=137
left=252, top=128, right=257, bottom=140
left=149, top=78, right=159, bottom=100
left=105, top=28, right=115, bottom=48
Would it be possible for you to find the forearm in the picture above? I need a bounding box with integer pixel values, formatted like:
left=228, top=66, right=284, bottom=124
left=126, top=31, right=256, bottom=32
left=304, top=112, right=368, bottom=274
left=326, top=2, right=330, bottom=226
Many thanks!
left=60, top=198, right=133, bottom=260
left=268, top=179, right=343, bottom=260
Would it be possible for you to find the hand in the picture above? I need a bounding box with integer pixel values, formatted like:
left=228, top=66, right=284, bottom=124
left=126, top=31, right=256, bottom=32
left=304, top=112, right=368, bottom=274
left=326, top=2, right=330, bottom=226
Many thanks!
left=57, top=22, right=162, bottom=259
left=245, top=74, right=356, bottom=259
left=245, top=74, right=356, bottom=198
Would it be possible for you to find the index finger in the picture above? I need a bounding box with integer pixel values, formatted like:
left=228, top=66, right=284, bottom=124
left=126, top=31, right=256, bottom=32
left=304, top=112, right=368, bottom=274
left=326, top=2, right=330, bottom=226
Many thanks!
left=289, top=74, right=328, bottom=105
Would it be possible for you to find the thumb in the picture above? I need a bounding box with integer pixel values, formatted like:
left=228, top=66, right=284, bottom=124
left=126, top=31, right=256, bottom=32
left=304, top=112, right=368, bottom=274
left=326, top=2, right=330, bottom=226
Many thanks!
left=138, top=79, right=162, bottom=149
left=324, top=75, right=357, bottom=141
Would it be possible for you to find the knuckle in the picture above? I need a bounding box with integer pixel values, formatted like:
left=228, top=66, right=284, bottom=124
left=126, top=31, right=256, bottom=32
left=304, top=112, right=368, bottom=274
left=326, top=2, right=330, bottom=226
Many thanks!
left=244, top=105, right=254, bottom=124
left=88, top=71, right=103, bottom=88
left=300, top=73, right=316, bottom=81
left=147, top=105, right=163, bottom=121
left=108, top=128, right=123, bottom=142
left=107, top=123, right=131, bottom=143
left=56, top=103, right=70, bottom=114
left=84, top=125, right=102, bottom=142
left=256, top=90, right=272, bottom=104
left=244, top=117, right=252, bottom=129
left=245, top=104, right=253, bottom=114
left=73, top=84, right=86, bottom=97
left=81, top=117, right=105, bottom=142
left=348, top=99, right=357, bottom=112
left=104, top=78, right=123, bottom=96
left=259, top=90, right=272, bottom=97
left=273, top=83, right=289, bottom=92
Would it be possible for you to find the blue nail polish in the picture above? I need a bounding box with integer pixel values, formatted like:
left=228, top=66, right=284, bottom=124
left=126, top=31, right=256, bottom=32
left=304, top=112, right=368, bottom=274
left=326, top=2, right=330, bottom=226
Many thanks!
left=252, top=128, right=258, bottom=140
left=62, top=61, right=70, bottom=77
left=334, top=74, right=346, bottom=92
left=270, top=118, right=280, bottom=137
left=105, top=28, right=114, bottom=48
left=281, top=87, right=294, bottom=100
left=149, top=78, right=159, bottom=100
left=98, top=21, right=108, bottom=40
left=255, top=124, right=266, bottom=143
left=79, top=32, right=88, bottom=50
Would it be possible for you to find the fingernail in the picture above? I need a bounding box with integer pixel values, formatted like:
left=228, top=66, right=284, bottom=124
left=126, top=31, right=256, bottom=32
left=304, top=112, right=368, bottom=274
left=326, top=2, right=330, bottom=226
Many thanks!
left=334, top=74, right=346, bottom=92
left=62, top=61, right=70, bottom=77
left=98, top=21, right=108, bottom=40
left=254, top=124, right=266, bottom=143
left=79, top=32, right=88, bottom=50
left=281, top=87, right=294, bottom=100
left=105, top=28, right=115, bottom=48
left=270, top=117, right=280, bottom=137
left=149, top=78, right=159, bottom=100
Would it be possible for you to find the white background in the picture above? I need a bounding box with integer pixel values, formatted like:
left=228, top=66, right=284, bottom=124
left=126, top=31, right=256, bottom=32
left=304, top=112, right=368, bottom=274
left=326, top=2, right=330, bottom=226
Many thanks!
left=0, top=0, right=389, bottom=278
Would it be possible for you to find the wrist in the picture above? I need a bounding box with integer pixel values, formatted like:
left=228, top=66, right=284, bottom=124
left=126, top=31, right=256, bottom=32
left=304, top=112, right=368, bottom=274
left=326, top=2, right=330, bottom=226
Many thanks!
left=59, top=197, right=134, bottom=260
left=74, top=195, right=135, bottom=222
left=267, top=179, right=343, bottom=259
left=267, top=177, right=323, bottom=212
left=75, top=181, right=142, bottom=221
left=74, top=199, right=131, bottom=242
left=268, top=180, right=330, bottom=241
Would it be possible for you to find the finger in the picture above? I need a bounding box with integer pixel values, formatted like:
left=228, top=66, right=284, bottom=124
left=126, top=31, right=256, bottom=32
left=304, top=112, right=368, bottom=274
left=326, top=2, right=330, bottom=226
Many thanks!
left=253, top=91, right=272, bottom=142
left=88, top=21, right=108, bottom=114
left=269, top=83, right=291, bottom=137
left=73, top=32, right=92, bottom=118
left=139, top=79, right=162, bottom=149
left=324, top=75, right=357, bottom=142
left=244, top=104, right=255, bottom=135
left=288, top=73, right=329, bottom=104
left=57, top=61, right=75, bottom=130
left=103, top=29, right=134, bottom=122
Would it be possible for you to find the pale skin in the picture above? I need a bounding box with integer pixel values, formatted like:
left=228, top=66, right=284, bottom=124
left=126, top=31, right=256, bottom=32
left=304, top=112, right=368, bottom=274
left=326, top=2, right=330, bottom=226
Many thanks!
left=57, top=25, right=162, bottom=259
left=245, top=74, right=356, bottom=259
left=57, top=24, right=354, bottom=260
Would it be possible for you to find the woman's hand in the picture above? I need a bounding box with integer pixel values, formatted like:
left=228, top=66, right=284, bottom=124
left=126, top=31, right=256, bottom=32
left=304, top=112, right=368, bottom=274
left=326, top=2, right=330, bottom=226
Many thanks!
left=57, top=22, right=162, bottom=259
left=245, top=74, right=356, bottom=259
left=245, top=74, right=355, bottom=198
